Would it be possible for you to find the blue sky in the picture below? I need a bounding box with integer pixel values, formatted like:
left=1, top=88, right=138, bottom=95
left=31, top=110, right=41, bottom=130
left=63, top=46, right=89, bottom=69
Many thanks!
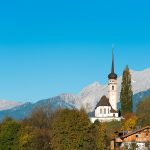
left=0, top=0, right=150, bottom=102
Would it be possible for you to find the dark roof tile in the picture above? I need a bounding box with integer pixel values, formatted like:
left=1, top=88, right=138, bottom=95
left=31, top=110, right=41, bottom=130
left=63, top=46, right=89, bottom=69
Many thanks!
left=110, top=107, right=118, bottom=113
left=95, top=96, right=111, bottom=108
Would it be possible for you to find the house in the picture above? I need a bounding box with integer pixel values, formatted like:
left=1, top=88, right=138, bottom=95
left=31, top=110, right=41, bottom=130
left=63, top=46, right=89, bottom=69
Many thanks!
left=112, top=126, right=150, bottom=150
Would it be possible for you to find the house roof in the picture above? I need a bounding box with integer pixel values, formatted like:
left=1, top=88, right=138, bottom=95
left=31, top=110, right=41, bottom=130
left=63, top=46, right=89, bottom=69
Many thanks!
left=95, top=96, right=111, bottom=108
left=110, top=107, right=118, bottom=113
left=121, top=126, right=150, bottom=139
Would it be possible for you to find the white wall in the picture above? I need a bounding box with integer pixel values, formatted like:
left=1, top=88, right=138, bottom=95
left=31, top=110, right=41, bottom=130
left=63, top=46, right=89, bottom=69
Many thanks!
left=95, top=106, right=111, bottom=117
left=90, top=117, right=122, bottom=123
left=123, top=142, right=147, bottom=150
left=108, top=79, right=117, bottom=110
left=95, top=106, right=119, bottom=118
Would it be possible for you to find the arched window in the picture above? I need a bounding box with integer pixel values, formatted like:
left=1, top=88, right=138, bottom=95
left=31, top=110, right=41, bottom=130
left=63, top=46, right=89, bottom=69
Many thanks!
left=112, top=86, right=114, bottom=90
left=100, top=109, right=102, bottom=114
left=104, top=108, right=106, bottom=114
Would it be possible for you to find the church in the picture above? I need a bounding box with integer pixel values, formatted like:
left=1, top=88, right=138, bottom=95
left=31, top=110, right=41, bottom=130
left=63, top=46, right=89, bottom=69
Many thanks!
left=90, top=52, right=122, bottom=123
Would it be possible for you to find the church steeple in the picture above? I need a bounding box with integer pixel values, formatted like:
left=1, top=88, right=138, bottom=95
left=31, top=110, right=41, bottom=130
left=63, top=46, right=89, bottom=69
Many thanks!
left=108, top=50, right=117, bottom=79
left=111, top=50, right=115, bottom=74
left=108, top=49, right=118, bottom=110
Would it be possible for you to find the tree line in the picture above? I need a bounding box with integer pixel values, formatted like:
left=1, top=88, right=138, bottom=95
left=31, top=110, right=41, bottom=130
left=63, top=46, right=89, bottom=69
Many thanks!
left=0, top=96, right=149, bottom=150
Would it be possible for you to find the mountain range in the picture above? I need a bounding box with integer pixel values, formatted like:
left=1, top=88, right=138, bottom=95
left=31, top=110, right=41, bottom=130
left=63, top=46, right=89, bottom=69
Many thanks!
left=0, top=68, right=150, bottom=120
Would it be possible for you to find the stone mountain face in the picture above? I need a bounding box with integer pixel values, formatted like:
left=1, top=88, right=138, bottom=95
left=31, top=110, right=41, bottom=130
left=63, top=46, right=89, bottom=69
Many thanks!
left=0, top=68, right=150, bottom=120
left=117, top=68, right=150, bottom=97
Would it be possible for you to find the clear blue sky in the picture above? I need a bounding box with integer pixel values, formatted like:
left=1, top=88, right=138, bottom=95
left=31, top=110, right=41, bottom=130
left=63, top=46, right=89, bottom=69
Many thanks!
left=0, top=0, right=150, bottom=102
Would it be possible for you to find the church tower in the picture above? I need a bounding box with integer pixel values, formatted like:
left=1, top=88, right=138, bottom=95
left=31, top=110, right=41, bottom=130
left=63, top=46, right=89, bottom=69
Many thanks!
left=108, top=51, right=118, bottom=110
left=90, top=50, right=122, bottom=123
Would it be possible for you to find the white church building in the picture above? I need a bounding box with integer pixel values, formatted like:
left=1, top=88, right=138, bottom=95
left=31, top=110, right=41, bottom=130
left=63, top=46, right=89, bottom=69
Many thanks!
left=90, top=52, right=122, bottom=123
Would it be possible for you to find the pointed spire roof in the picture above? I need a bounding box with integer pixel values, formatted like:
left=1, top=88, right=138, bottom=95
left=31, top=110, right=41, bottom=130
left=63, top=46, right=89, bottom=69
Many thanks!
left=111, top=50, right=115, bottom=73
left=108, top=49, right=117, bottom=79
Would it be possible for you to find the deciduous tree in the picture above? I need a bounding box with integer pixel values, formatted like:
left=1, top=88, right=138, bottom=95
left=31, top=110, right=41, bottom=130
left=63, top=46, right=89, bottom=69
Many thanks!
left=136, top=96, right=150, bottom=127
left=0, top=117, right=21, bottom=150
left=51, top=108, right=96, bottom=150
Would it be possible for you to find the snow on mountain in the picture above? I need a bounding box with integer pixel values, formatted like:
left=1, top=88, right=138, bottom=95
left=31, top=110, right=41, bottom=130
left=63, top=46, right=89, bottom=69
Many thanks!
left=58, top=93, right=80, bottom=107
left=78, top=82, right=107, bottom=112
left=130, top=68, right=150, bottom=93
left=0, top=100, right=23, bottom=111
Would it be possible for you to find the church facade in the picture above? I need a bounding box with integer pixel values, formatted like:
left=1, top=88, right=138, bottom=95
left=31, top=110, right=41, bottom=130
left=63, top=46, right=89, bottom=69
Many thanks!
left=90, top=52, right=122, bottom=123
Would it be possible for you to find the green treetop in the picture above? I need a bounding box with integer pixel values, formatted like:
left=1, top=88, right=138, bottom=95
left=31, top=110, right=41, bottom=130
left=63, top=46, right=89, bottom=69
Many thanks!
left=120, top=65, right=133, bottom=115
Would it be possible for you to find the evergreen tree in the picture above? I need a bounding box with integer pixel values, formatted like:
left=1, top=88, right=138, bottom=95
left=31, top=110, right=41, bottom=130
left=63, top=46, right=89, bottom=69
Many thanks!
left=120, top=65, right=133, bottom=115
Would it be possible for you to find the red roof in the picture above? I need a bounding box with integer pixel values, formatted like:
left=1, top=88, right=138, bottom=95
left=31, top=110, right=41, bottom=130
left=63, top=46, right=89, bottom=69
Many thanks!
left=121, top=126, right=150, bottom=139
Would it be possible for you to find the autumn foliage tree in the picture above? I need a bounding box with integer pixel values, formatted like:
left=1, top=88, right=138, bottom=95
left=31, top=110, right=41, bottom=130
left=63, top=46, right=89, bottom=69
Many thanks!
left=51, top=108, right=96, bottom=150
left=136, top=96, right=150, bottom=127
left=0, top=117, right=21, bottom=150
left=19, top=105, right=53, bottom=150
left=122, top=113, right=138, bottom=131
left=93, top=120, right=107, bottom=150
left=105, top=121, right=122, bottom=140
left=18, top=124, right=34, bottom=149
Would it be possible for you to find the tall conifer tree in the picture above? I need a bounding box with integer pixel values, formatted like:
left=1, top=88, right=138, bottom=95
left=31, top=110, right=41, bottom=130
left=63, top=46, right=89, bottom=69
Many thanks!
left=120, top=65, right=133, bottom=115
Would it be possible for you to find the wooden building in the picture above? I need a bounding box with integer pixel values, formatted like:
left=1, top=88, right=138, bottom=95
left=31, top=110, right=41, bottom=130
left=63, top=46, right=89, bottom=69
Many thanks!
left=111, top=126, right=150, bottom=150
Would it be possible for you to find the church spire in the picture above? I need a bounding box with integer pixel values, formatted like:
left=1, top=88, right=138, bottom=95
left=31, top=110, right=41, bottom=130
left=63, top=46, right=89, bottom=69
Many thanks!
left=108, top=49, right=117, bottom=79
left=111, top=49, right=115, bottom=74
